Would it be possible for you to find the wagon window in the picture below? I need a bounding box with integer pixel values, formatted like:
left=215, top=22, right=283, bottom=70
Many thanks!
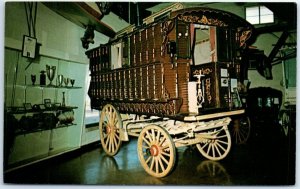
left=122, top=37, right=130, bottom=67
left=176, top=22, right=190, bottom=58
left=111, top=41, right=123, bottom=69
left=216, top=28, right=235, bottom=62
left=192, top=25, right=216, bottom=65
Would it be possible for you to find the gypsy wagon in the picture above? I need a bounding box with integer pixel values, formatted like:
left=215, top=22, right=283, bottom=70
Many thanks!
left=86, top=5, right=253, bottom=177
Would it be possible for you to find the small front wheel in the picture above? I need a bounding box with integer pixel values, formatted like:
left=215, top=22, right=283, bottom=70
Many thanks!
left=137, top=125, right=176, bottom=178
left=196, top=126, right=231, bottom=161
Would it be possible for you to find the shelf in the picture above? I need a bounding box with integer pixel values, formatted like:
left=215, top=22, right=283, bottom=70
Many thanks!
left=23, top=85, right=82, bottom=89
left=6, top=106, right=78, bottom=114
left=14, top=123, right=77, bottom=135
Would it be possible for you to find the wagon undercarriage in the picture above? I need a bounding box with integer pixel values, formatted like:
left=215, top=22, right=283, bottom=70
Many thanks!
left=99, top=104, right=244, bottom=177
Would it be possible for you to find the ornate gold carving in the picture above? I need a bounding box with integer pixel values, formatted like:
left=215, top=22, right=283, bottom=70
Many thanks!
left=161, top=20, right=175, bottom=56
left=239, top=29, right=252, bottom=48
left=178, top=14, right=228, bottom=27
left=111, top=100, right=177, bottom=116
left=205, top=78, right=212, bottom=104
left=193, top=68, right=213, bottom=76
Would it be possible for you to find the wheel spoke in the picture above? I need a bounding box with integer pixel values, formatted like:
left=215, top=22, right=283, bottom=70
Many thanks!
left=151, top=129, right=156, bottom=143
left=207, top=143, right=212, bottom=156
left=156, top=130, right=161, bottom=142
left=240, top=129, right=247, bottom=139
left=114, top=118, right=119, bottom=126
left=146, top=130, right=153, bottom=142
left=111, top=111, right=116, bottom=124
left=215, top=141, right=226, bottom=152
left=155, top=157, right=159, bottom=174
left=142, top=145, right=150, bottom=150
left=112, top=134, right=118, bottom=150
left=109, top=108, right=113, bottom=124
left=104, top=113, right=109, bottom=123
left=214, top=143, right=222, bottom=157
left=235, top=131, right=239, bottom=144
left=111, top=135, right=115, bottom=153
left=159, top=154, right=169, bottom=165
left=158, top=136, right=166, bottom=146
left=160, top=145, right=170, bottom=150
left=150, top=156, right=155, bottom=171
left=102, top=132, right=108, bottom=139
left=216, top=134, right=228, bottom=139
left=161, top=150, right=171, bottom=157
left=238, top=130, right=243, bottom=142
left=104, top=134, right=110, bottom=148
left=217, top=140, right=228, bottom=145
left=143, top=137, right=151, bottom=147
left=212, top=143, right=215, bottom=157
left=108, top=135, right=113, bottom=153
left=145, top=156, right=152, bottom=164
left=114, top=132, right=120, bottom=140
left=201, top=142, right=209, bottom=150
left=103, top=120, right=108, bottom=127
left=158, top=156, right=165, bottom=172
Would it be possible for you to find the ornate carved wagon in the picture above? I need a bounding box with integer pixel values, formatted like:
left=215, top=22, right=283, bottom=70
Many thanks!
left=86, top=5, right=253, bottom=177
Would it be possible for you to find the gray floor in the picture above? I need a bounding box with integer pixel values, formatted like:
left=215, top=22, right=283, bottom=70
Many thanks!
left=4, top=127, right=296, bottom=185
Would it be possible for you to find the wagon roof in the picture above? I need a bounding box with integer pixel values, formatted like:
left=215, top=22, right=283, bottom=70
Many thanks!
left=170, top=7, right=253, bottom=31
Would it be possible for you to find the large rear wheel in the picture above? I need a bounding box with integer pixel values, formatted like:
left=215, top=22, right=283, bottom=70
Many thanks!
left=137, top=124, right=176, bottom=178
left=99, top=104, right=122, bottom=156
left=232, top=116, right=251, bottom=144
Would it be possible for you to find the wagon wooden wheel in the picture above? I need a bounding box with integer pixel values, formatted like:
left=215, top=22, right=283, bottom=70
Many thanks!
left=99, top=104, right=122, bottom=156
left=137, top=124, right=176, bottom=178
left=232, top=116, right=251, bottom=144
left=196, top=126, right=231, bottom=161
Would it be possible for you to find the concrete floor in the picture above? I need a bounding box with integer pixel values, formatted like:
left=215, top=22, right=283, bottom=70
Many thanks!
left=4, top=127, right=296, bottom=186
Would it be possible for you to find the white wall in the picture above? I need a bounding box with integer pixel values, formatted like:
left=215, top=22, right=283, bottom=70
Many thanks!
left=5, top=2, right=109, bottom=63
left=4, top=2, right=110, bottom=166
left=248, top=32, right=285, bottom=93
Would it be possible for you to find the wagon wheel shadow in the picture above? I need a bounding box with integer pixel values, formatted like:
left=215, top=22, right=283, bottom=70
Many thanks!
left=197, top=160, right=231, bottom=184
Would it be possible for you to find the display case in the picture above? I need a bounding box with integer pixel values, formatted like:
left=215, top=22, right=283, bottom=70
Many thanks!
left=4, top=48, right=88, bottom=171
left=4, top=84, right=83, bottom=170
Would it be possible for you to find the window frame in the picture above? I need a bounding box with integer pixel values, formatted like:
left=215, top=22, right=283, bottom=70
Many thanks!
left=245, top=5, right=274, bottom=25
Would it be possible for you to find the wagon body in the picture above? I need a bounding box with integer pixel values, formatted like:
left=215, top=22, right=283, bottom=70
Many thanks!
left=86, top=7, right=253, bottom=119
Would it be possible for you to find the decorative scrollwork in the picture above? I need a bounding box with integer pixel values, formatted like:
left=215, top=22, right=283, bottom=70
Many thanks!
left=205, top=78, right=212, bottom=104
left=194, top=71, right=205, bottom=108
left=193, top=68, right=213, bottom=75
left=103, top=100, right=178, bottom=116
left=161, top=20, right=175, bottom=56
left=239, top=29, right=252, bottom=48
left=178, top=14, right=228, bottom=27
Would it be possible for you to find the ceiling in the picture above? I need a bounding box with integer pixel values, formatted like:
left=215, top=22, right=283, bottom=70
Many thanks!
left=109, top=2, right=297, bottom=31
left=108, top=2, right=160, bottom=25
left=44, top=2, right=297, bottom=38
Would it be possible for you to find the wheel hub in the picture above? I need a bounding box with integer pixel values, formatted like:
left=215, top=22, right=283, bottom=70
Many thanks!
left=106, top=125, right=112, bottom=134
left=150, top=145, right=160, bottom=156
